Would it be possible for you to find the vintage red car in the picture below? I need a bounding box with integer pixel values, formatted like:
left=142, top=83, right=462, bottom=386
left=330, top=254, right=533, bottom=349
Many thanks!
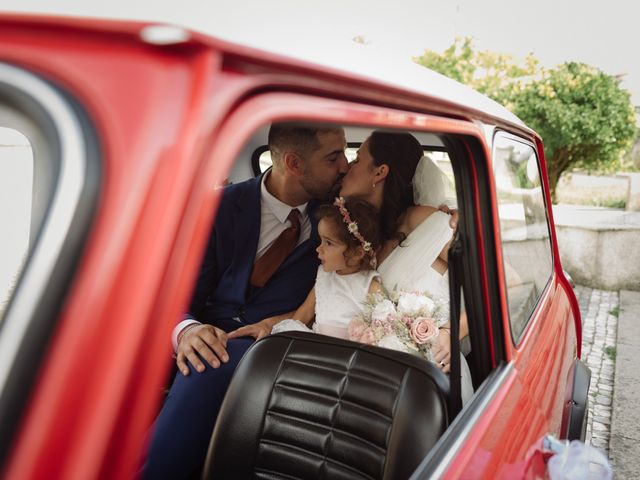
left=0, top=14, right=588, bottom=479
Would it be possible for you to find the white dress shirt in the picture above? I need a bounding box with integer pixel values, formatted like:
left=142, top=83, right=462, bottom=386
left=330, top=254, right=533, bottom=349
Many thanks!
left=172, top=172, right=311, bottom=350
left=255, top=171, right=310, bottom=258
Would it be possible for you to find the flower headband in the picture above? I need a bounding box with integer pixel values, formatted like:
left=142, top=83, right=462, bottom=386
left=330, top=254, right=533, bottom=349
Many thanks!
left=333, top=197, right=377, bottom=268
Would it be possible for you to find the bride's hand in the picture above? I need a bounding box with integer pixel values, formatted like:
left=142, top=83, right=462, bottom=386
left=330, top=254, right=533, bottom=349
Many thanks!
left=433, top=328, right=451, bottom=373
left=438, top=204, right=458, bottom=231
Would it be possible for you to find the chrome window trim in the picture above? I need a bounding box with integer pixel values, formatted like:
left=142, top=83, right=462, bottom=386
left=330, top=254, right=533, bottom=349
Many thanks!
left=411, top=362, right=515, bottom=479
left=0, top=62, right=86, bottom=395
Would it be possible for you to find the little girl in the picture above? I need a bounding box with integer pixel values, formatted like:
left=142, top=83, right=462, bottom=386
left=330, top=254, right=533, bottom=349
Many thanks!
left=272, top=197, right=382, bottom=339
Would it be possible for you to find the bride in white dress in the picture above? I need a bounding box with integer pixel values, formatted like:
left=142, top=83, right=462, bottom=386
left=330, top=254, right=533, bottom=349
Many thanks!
left=377, top=209, right=474, bottom=404
left=340, top=130, right=474, bottom=404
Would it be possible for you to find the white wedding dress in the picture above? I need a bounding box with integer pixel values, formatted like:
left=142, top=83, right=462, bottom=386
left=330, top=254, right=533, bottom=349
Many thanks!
left=378, top=210, right=474, bottom=405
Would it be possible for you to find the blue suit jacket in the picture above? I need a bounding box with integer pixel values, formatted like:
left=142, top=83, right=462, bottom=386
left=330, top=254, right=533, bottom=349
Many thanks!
left=186, top=174, right=320, bottom=332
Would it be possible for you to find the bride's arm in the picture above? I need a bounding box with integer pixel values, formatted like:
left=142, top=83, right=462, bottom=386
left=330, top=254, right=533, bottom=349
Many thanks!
left=405, top=205, right=438, bottom=231
left=440, top=312, right=469, bottom=340
left=437, top=236, right=454, bottom=265
left=433, top=313, right=469, bottom=373
left=405, top=205, right=455, bottom=269
left=368, top=278, right=382, bottom=294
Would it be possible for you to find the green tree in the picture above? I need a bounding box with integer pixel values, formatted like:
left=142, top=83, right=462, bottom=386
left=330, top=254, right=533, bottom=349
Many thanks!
left=414, top=37, right=539, bottom=107
left=415, top=39, right=637, bottom=198
left=513, top=63, right=636, bottom=195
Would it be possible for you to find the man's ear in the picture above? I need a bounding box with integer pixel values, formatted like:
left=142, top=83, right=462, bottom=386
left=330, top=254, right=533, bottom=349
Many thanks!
left=283, top=151, right=303, bottom=176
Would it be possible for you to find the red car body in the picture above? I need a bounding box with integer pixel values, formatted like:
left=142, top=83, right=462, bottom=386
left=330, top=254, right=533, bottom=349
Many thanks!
left=0, top=15, right=584, bottom=479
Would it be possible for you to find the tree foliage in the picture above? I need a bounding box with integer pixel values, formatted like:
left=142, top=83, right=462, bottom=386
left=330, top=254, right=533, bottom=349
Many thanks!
left=414, top=37, right=539, bottom=107
left=415, top=38, right=637, bottom=198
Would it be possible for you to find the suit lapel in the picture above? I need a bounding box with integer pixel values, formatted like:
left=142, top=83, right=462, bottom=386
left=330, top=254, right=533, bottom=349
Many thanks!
left=232, top=174, right=263, bottom=290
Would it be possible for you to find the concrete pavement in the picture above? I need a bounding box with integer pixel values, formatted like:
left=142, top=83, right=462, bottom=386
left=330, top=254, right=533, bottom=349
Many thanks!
left=609, top=290, right=640, bottom=478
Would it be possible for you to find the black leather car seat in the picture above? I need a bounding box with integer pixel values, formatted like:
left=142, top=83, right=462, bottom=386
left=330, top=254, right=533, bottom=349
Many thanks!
left=203, top=332, right=450, bottom=479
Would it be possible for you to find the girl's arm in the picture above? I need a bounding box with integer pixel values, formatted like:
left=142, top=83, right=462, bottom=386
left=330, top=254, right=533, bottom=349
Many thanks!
left=368, top=278, right=383, bottom=295
left=291, top=287, right=316, bottom=326
left=229, top=287, right=317, bottom=340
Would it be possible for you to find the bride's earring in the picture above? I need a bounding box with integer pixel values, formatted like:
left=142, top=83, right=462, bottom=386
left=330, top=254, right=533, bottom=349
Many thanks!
left=372, top=182, right=376, bottom=189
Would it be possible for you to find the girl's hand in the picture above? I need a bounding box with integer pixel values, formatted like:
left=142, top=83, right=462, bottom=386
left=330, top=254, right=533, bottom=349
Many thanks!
left=227, top=313, right=292, bottom=341
left=227, top=319, right=272, bottom=341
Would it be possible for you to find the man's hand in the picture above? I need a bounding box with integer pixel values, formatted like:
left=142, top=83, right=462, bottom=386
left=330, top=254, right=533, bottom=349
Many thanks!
left=438, top=204, right=459, bottom=231
left=176, top=324, right=229, bottom=376
left=227, top=315, right=283, bottom=341
left=432, top=328, right=452, bottom=374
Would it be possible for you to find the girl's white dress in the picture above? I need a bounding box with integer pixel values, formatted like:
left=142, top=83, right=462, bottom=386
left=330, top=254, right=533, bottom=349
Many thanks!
left=272, top=267, right=379, bottom=339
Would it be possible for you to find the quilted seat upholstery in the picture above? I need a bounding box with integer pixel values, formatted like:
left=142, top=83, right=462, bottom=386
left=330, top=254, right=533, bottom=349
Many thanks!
left=204, top=332, right=449, bottom=480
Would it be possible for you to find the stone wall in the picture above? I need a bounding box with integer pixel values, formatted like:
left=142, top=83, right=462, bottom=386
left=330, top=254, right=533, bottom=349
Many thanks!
left=553, top=205, right=640, bottom=291
left=557, top=172, right=640, bottom=211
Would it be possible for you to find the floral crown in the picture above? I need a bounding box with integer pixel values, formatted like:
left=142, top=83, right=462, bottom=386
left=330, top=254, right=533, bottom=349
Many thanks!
left=333, top=197, right=377, bottom=268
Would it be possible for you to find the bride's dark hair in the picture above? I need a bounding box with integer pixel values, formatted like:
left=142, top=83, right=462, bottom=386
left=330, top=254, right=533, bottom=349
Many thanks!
left=369, top=130, right=423, bottom=244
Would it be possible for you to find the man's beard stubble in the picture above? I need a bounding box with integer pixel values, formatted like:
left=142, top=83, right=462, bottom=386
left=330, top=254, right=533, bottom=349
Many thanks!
left=300, top=172, right=345, bottom=201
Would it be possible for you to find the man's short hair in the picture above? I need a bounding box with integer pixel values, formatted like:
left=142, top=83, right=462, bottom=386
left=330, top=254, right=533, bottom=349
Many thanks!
left=268, top=123, right=339, bottom=169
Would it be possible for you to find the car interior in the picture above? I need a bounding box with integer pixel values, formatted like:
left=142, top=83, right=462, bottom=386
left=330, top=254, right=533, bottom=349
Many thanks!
left=182, top=121, right=506, bottom=478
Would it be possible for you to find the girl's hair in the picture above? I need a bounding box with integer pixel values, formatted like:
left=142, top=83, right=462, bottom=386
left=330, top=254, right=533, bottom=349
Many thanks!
left=316, top=198, right=382, bottom=270
left=368, top=130, right=423, bottom=244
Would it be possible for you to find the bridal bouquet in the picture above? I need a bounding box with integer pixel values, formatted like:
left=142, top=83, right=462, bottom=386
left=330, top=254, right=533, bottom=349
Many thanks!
left=348, top=289, right=449, bottom=362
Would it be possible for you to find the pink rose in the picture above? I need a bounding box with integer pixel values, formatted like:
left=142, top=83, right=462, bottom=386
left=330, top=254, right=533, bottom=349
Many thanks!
left=359, top=328, right=376, bottom=345
left=410, top=317, right=438, bottom=345
left=348, top=319, right=366, bottom=341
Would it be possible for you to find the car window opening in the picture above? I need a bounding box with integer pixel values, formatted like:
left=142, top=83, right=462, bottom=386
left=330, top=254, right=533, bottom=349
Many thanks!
left=150, top=121, right=504, bottom=480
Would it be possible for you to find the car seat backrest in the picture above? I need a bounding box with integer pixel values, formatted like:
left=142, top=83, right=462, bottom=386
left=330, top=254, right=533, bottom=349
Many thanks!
left=204, top=332, right=450, bottom=480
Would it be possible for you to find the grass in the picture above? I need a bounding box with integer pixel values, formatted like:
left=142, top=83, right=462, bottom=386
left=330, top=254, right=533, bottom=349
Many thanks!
left=609, top=306, right=620, bottom=317
left=599, top=199, right=627, bottom=209
left=604, top=346, right=617, bottom=361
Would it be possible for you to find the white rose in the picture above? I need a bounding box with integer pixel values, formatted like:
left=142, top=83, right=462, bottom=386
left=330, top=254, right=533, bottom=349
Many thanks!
left=371, top=299, right=397, bottom=322
left=397, top=292, right=435, bottom=316
left=378, top=334, right=411, bottom=353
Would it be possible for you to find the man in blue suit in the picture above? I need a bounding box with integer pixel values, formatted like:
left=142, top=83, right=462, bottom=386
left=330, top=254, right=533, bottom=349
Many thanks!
left=144, top=123, right=349, bottom=480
